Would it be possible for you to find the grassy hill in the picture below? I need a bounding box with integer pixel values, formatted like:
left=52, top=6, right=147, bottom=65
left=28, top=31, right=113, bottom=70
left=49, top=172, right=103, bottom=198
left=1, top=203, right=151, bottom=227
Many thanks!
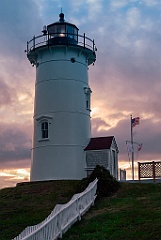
left=1, top=181, right=161, bottom=240
left=0, top=180, right=80, bottom=240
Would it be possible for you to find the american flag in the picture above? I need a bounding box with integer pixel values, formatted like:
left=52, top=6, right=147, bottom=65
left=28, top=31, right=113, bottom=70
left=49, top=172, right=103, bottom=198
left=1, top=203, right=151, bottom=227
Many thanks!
left=132, top=117, right=140, bottom=127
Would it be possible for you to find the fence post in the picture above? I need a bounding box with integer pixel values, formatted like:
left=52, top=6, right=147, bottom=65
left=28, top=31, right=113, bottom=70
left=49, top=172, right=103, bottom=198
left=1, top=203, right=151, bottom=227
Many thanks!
left=58, top=211, right=63, bottom=239
left=152, top=161, right=156, bottom=182
left=138, top=162, right=140, bottom=182
left=77, top=198, right=81, bottom=221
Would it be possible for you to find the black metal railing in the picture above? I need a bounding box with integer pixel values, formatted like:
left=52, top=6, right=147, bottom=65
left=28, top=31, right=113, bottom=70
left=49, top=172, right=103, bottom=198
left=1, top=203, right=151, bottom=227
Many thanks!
left=27, top=32, right=96, bottom=53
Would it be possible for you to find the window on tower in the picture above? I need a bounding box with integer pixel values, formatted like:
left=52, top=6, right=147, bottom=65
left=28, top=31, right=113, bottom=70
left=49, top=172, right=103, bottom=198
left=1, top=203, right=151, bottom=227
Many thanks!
left=41, top=121, right=48, bottom=139
left=84, top=87, right=92, bottom=111
left=86, top=100, right=89, bottom=109
left=36, top=115, right=52, bottom=141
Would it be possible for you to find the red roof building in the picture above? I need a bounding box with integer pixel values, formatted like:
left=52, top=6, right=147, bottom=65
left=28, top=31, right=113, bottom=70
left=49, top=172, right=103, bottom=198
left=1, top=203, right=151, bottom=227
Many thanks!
left=84, top=136, right=119, bottom=179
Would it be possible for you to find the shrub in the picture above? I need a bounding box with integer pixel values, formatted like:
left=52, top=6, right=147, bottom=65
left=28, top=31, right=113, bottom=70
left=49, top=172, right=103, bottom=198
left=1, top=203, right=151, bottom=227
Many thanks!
left=78, top=165, right=120, bottom=197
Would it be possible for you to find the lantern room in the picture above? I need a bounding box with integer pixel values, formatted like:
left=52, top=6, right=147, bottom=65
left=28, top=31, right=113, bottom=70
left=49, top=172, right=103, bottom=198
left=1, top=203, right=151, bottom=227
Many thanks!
left=46, top=12, right=79, bottom=45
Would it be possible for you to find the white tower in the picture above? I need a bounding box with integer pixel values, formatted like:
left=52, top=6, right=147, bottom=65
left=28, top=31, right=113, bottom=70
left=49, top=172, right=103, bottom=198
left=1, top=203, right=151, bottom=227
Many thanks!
left=27, top=13, right=96, bottom=181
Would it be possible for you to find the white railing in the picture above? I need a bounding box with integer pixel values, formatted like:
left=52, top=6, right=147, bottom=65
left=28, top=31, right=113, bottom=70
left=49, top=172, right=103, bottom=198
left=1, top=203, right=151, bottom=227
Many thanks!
left=13, top=178, right=98, bottom=240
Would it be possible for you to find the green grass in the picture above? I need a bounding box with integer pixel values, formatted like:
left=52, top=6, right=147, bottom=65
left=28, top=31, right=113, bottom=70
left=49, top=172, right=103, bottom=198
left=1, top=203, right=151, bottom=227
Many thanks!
left=63, top=183, right=161, bottom=240
left=0, top=180, right=79, bottom=240
left=1, top=181, right=161, bottom=240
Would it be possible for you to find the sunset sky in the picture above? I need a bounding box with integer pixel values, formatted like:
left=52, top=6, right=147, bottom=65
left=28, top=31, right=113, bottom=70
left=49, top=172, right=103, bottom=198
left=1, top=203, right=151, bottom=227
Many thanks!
left=0, top=0, right=161, bottom=188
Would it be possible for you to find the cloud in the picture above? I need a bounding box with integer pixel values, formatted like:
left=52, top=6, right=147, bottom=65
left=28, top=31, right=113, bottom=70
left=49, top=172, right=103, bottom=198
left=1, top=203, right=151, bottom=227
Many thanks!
left=0, top=176, right=18, bottom=189
left=88, top=0, right=161, bottom=126
left=91, top=116, right=161, bottom=163
left=86, top=0, right=103, bottom=20
left=0, top=168, right=30, bottom=189
left=0, top=0, right=43, bottom=59
left=0, top=123, right=32, bottom=167
left=91, top=117, right=111, bottom=133
left=142, top=0, right=161, bottom=7
left=110, top=0, right=129, bottom=10
left=0, top=79, right=15, bottom=106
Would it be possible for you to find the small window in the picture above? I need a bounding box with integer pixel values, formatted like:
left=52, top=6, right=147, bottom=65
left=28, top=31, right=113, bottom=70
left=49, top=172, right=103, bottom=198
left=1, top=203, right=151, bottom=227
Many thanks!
left=84, top=87, right=92, bottom=110
left=86, top=100, right=89, bottom=109
left=36, top=115, right=52, bottom=141
left=41, top=121, right=48, bottom=139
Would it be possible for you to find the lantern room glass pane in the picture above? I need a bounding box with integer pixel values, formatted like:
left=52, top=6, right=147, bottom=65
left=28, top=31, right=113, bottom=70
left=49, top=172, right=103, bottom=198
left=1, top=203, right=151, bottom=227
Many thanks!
left=48, top=24, right=66, bottom=37
left=66, top=25, right=78, bottom=41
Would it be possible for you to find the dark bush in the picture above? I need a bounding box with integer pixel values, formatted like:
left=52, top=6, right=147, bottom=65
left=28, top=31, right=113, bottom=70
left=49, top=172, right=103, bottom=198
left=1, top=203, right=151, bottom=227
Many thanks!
left=78, top=165, right=120, bottom=197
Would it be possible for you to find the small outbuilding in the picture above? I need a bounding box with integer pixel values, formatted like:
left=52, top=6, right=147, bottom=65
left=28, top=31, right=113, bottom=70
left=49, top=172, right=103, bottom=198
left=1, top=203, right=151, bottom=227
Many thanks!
left=84, top=136, right=119, bottom=179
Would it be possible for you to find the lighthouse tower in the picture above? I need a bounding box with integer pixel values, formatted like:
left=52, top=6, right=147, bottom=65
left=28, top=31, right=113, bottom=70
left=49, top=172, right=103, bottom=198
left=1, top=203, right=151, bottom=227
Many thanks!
left=27, top=13, right=96, bottom=181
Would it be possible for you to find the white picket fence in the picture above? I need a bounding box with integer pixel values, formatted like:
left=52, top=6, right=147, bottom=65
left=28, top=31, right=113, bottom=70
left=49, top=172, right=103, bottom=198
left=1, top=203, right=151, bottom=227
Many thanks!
left=13, top=178, right=98, bottom=240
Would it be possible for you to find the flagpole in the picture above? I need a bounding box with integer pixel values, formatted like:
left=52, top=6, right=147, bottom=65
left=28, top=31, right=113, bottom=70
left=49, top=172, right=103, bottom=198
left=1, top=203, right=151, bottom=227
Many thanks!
left=131, top=115, right=134, bottom=180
